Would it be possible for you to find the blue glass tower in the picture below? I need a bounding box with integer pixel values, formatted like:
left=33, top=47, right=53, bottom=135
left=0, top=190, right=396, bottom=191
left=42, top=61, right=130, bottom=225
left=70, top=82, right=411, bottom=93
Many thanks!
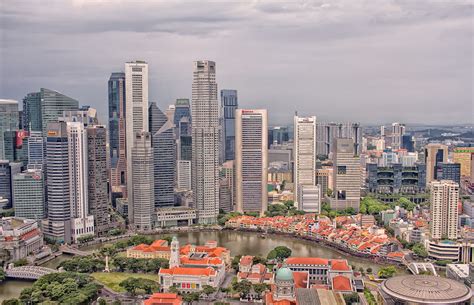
left=221, top=89, right=238, bottom=161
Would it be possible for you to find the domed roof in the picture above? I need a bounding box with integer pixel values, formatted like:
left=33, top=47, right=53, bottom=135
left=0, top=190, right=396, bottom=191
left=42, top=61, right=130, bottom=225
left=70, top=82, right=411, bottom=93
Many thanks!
left=276, top=267, right=293, bottom=281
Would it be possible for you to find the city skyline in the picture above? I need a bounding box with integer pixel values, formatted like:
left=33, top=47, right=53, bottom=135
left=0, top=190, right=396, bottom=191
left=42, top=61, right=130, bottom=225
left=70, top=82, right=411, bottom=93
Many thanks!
left=1, top=1, right=472, bottom=125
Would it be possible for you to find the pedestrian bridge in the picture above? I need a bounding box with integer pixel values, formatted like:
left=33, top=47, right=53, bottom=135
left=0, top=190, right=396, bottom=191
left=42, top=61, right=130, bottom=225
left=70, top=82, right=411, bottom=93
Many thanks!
left=5, top=266, right=59, bottom=280
left=60, top=245, right=92, bottom=256
left=407, top=262, right=438, bottom=276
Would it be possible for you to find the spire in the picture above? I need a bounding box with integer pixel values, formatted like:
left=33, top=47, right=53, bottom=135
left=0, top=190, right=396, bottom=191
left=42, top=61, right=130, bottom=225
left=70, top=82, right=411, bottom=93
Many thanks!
left=169, top=236, right=180, bottom=268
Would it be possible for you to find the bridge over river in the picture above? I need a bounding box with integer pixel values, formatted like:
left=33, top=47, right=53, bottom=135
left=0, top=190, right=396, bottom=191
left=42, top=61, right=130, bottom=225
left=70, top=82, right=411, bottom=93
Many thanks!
left=5, top=266, right=59, bottom=280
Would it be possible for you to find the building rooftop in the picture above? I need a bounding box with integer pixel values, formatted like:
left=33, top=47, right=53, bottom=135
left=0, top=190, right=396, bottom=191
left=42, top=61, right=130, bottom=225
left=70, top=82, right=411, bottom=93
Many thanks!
left=381, top=275, right=472, bottom=304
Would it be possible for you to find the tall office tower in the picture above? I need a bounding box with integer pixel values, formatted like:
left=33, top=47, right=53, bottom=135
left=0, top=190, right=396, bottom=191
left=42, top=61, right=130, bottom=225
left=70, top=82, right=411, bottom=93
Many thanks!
left=436, top=163, right=461, bottom=185
left=220, top=160, right=235, bottom=211
left=27, top=132, right=45, bottom=170
left=0, top=99, right=19, bottom=160
left=330, top=138, right=361, bottom=211
left=235, top=109, right=268, bottom=214
left=316, top=122, right=362, bottom=157
left=87, top=125, right=110, bottom=236
left=177, top=160, right=192, bottom=190
left=0, top=161, right=21, bottom=209
left=125, top=61, right=149, bottom=225
left=191, top=60, right=220, bottom=224
left=430, top=180, right=459, bottom=240
left=219, top=177, right=232, bottom=213
left=23, top=92, right=41, bottom=131
left=316, top=168, right=333, bottom=196
left=424, top=143, right=448, bottom=185
left=153, top=120, right=176, bottom=208
left=13, top=169, right=45, bottom=221
left=174, top=99, right=192, bottom=161
left=108, top=72, right=127, bottom=196
left=294, top=116, right=317, bottom=211
left=268, top=126, right=290, bottom=148
left=149, top=102, right=168, bottom=134
left=221, top=89, right=238, bottom=161
left=131, top=131, right=154, bottom=230
left=380, top=125, right=385, bottom=137
left=39, top=88, right=79, bottom=136
left=401, top=135, right=415, bottom=152
left=453, top=147, right=474, bottom=178
left=43, top=122, right=71, bottom=243
left=67, top=122, right=95, bottom=242
left=390, top=122, right=405, bottom=150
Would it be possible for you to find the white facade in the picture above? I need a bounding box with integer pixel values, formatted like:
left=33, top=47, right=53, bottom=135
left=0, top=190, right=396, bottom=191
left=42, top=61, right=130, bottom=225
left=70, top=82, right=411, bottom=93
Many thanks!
left=125, top=61, right=149, bottom=224
left=298, top=184, right=321, bottom=213
left=390, top=122, right=405, bottom=150
left=430, top=180, right=459, bottom=240
left=66, top=122, right=94, bottom=241
left=177, top=160, right=191, bottom=190
left=191, top=60, right=220, bottom=224
left=294, top=116, right=317, bottom=210
left=235, top=109, right=268, bottom=214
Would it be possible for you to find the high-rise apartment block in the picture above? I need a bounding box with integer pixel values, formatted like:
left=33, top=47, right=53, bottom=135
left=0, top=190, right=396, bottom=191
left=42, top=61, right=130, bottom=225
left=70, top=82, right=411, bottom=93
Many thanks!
left=108, top=72, right=127, bottom=196
left=453, top=147, right=474, bottom=178
left=131, top=131, right=154, bottom=230
left=430, top=180, right=459, bottom=240
left=294, top=115, right=317, bottom=211
left=298, top=184, right=321, bottom=213
left=424, top=143, right=448, bottom=185
left=235, top=109, right=268, bottom=214
left=191, top=60, right=220, bottom=224
left=390, top=122, right=405, bottom=150
left=330, top=138, right=361, bottom=211
left=221, top=89, right=238, bottom=161
left=125, top=61, right=149, bottom=224
left=0, top=99, right=19, bottom=161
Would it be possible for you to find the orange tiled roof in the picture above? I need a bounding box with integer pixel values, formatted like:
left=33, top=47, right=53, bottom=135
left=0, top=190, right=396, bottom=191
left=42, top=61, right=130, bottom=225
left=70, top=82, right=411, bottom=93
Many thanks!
left=286, top=257, right=329, bottom=266
left=387, top=251, right=404, bottom=258
left=330, top=260, right=350, bottom=271
left=332, top=275, right=352, bottom=292
left=159, top=266, right=216, bottom=276
left=293, top=271, right=308, bottom=288
left=180, top=256, right=222, bottom=266
left=144, top=293, right=182, bottom=305
left=240, top=255, right=253, bottom=266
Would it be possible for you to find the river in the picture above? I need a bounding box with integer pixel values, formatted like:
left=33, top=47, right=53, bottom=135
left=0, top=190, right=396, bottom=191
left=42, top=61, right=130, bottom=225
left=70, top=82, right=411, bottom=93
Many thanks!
left=0, top=230, right=396, bottom=301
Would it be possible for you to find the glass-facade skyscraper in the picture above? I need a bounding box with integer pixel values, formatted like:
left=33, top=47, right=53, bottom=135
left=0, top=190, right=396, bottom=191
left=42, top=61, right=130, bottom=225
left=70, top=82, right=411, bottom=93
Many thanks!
left=39, top=88, right=79, bottom=136
left=0, top=99, right=19, bottom=161
left=221, top=89, right=238, bottom=161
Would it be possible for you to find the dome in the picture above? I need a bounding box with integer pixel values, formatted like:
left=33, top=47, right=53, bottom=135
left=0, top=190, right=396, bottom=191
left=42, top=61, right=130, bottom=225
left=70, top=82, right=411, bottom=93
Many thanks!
left=276, top=267, right=294, bottom=281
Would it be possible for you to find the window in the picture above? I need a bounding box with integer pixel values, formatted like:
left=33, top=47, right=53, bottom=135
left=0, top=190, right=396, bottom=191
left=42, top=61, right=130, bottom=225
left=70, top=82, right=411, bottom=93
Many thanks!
left=337, top=166, right=347, bottom=175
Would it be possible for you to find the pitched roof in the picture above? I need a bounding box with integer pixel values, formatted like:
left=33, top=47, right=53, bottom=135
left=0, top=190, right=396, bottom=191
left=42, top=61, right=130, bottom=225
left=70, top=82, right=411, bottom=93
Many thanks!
left=159, top=266, right=216, bottom=276
left=286, top=257, right=329, bottom=266
left=332, top=275, right=352, bottom=292
left=144, top=293, right=182, bottom=305
left=330, top=260, right=351, bottom=271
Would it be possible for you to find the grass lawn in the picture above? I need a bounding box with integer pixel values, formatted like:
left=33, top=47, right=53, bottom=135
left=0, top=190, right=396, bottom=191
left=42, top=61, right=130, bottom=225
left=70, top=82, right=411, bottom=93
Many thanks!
left=91, top=272, right=159, bottom=292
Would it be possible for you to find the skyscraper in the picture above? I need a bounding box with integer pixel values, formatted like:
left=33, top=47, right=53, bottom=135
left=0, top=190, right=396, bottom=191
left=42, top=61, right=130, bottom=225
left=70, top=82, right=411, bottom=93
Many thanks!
left=436, top=163, right=461, bottom=185
left=174, top=99, right=192, bottom=162
left=220, top=160, right=235, bottom=212
left=150, top=104, right=176, bottom=208
left=125, top=61, right=149, bottom=224
left=221, top=89, right=238, bottom=161
left=0, top=99, right=19, bottom=160
left=390, top=122, right=405, bottom=150
left=43, top=122, right=71, bottom=243
left=235, top=109, right=268, bottom=214
left=131, top=131, right=154, bottom=230
left=22, top=92, right=42, bottom=131
left=39, top=88, right=79, bottom=136
left=424, top=143, right=448, bottom=185
left=87, top=125, right=110, bottom=236
left=430, top=180, right=459, bottom=240
left=27, top=131, right=45, bottom=170
left=453, top=147, right=474, bottom=178
left=66, top=121, right=95, bottom=242
left=316, top=122, right=362, bottom=157
left=13, top=169, right=45, bottom=221
left=108, top=72, right=127, bottom=196
left=330, top=138, right=361, bottom=211
left=294, top=115, right=317, bottom=211
left=191, top=60, right=220, bottom=224
left=0, top=160, right=21, bottom=209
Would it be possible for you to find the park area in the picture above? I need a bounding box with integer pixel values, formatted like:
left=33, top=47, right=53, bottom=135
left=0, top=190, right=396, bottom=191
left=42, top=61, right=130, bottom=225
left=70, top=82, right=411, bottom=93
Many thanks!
left=91, top=272, right=159, bottom=293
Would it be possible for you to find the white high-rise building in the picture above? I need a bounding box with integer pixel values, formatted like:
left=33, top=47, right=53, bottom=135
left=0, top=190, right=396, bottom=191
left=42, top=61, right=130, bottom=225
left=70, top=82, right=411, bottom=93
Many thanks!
left=177, top=160, right=191, bottom=190
left=131, top=131, right=154, bottom=230
left=294, top=115, right=317, bottom=210
left=391, top=122, right=405, bottom=150
left=298, top=184, right=321, bottom=213
left=66, top=121, right=94, bottom=242
left=191, top=60, right=220, bottom=224
left=235, top=109, right=268, bottom=214
left=430, top=180, right=459, bottom=240
left=125, top=61, right=149, bottom=224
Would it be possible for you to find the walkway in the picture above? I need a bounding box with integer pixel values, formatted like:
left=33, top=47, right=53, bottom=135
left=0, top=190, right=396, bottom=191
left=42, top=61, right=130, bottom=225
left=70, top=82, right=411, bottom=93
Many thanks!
left=407, top=262, right=438, bottom=276
left=60, top=245, right=93, bottom=256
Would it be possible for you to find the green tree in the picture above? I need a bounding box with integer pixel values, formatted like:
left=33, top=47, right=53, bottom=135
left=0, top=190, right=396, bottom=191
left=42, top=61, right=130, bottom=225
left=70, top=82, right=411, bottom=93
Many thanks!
left=378, top=266, right=397, bottom=278
left=168, top=286, right=179, bottom=294
left=233, top=279, right=252, bottom=298
left=0, top=269, right=5, bottom=281
left=2, top=299, right=20, bottom=305
left=270, top=246, right=292, bottom=260
left=397, top=197, right=416, bottom=211
left=412, top=243, right=428, bottom=258
left=343, top=292, right=359, bottom=304
left=366, top=267, right=373, bottom=274
left=119, top=277, right=141, bottom=296
left=13, top=258, right=27, bottom=267
left=326, top=188, right=333, bottom=197
left=202, top=284, right=216, bottom=296
left=232, top=255, right=242, bottom=270
left=182, top=292, right=200, bottom=304
left=253, top=283, right=268, bottom=297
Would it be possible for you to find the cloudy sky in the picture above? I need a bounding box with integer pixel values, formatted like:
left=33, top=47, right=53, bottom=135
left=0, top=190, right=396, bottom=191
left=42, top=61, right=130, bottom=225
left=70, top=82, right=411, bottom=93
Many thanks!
left=1, top=0, right=472, bottom=125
